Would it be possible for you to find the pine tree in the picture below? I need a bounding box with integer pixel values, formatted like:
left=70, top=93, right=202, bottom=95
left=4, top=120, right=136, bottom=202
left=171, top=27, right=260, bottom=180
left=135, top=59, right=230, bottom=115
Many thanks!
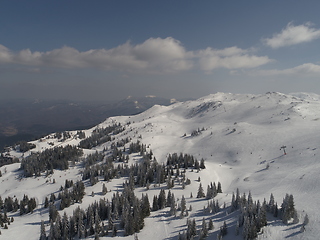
left=208, top=218, right=214, bottom=231
left=166, top=190, right=172, bottom=207
left=186, top=218, right=197, bottom=239
left=281, top=194, right=296, bottom=224
left=235, top=220, right=239, bottom=236
left=141, top=194, right=150, bottom=218
left=199, top=217, right=208, bottom=239
left=197, top=183, right=205, bottom=198
left=200, top=158, right=206, bottom=169
left=180, top=195, right=186, bottom=217
left=112, top=224, right=117, bottom=237
left=258, top=202, right=268, bottom=228
left=230, top=192, right=236, bottom=212
left=102, top=183, right=107, bottom=195
left=158, top=189, right=166, bottom=209
left=44, top=197, right=49, bottom=208
left=303, top=214, right=309, bottom=226
left=77, top=214, right=85, bottom=238
left=268, top=193, right=275, bottom=213
left=169, top=195, right=176, bottom=216
left=62, top=212, right=70, bottom=240
left=39, top=220, right=46, bottom=240
left=54, top=213, right=62, bottom=239
left=152, top=195, right=159, bottom=211
left=273, top=202, right=278, bottom=217
left=49, top=203, right=58, bottom=222
left=206, top=185, right=213, bottom=200
left=217, top=182, right=222, bottom=193
left=48, top=220, right=55, bottom=240
left=220, top=221, right=227, bottom=236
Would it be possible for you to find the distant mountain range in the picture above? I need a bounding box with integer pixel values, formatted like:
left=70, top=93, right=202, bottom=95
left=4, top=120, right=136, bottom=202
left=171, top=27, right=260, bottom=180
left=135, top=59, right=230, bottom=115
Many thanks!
left=0, top=96, right=180, bottom=150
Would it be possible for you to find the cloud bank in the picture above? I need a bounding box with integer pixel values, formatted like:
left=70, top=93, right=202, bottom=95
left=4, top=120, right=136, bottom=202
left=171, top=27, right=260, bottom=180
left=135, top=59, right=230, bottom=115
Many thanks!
left=248, top=63, right=320, bottom=77
left=0, top=38, right=271, bottom=74
left=263, top=22, right=320, bottom=48
left=197, top=47, right=272, bottom=72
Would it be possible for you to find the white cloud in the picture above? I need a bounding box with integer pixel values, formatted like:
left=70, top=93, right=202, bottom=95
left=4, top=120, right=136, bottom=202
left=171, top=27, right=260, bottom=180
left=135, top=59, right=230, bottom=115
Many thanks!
left=0, top=38, right=271, bottom=74
left=263, top=22, right=320, bottom=48
left=197, top=47, right=272, bottom=72
left=248, top=63, right=320, bottom=76
left=0, top=44, right=13, bottom=63
left=0, top=38, right=192, bottom=73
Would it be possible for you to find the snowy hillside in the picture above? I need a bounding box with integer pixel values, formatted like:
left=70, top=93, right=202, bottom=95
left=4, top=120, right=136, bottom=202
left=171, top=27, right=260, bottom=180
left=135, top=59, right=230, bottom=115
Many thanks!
left=0, top=92, right=319, bottom=239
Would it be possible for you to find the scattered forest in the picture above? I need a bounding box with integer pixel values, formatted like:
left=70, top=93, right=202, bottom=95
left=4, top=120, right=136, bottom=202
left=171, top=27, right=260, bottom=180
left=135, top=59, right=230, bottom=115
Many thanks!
left=0, top=120, right=309, bottom=240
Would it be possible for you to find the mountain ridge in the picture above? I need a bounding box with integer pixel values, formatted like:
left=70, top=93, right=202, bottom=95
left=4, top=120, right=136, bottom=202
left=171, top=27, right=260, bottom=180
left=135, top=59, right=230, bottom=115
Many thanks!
left=1, top=91, right=319, bottom=239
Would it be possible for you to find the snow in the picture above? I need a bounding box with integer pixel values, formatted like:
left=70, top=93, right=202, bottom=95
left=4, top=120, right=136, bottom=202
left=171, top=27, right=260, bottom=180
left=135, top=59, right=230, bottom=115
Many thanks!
left=1, top=92, right=319, bottom=239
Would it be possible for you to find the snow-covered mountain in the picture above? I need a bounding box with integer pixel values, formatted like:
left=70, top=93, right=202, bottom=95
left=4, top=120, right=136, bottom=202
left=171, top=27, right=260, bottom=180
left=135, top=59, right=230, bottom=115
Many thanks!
left=1, top=92, right=319, bottom=239
left=0, top=96, right=176, bottom=150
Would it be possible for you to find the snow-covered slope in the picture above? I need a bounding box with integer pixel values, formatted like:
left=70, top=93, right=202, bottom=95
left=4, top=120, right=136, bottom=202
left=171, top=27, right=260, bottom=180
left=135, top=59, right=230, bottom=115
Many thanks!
left=1, top=92, right=320, bottom=239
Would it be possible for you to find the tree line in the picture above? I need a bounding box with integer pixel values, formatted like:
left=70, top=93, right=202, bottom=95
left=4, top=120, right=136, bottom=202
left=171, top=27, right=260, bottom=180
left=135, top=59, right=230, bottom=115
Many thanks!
left=20, top=145, right=83, bottom=177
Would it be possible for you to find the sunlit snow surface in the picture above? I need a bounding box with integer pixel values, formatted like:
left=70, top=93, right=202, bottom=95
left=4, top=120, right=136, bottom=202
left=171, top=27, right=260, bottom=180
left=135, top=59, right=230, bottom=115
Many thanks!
left=1, top=92, right=320, bottom=239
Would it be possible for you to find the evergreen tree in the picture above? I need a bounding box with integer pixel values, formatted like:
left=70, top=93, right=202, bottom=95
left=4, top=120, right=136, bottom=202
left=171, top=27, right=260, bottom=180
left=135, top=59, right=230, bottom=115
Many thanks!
left=217, top=182, right=222, bottom=193
left=268, top=193, right=275, bottom=213
left=235, top=220, right=240, bottom=236
left=197, top=183, right=205, bottom=198
left=112, top=224, right=117, bottom=237
left=169, top=194, right=177, bottom=216
left=158, top=189, right=166, bottom=209
left=220, top=221, right=227, bottom=236
left=54, top=213, right=62, bottom=240
left=303, top=214, right=309, bottom=226
left=258, top=202, right=267, bottom=229
left=200, top=158, right=206, bottom=169
left=186, top=218, right=197, bottom=239
left=180, top=195, right=186, bottom=217
left=49, top=203, right=58, bottom=222
left=61, top=212, right=70, bottom=240
left=102, top=183, right=107, bottom=195
left=48, top=220, right=55, bottom=240
left=152, top=195, right=159, bottom=211
left=206, top=184, right=213, bottom=200
left=199, top=217, right=208, bottom=239
left=141, top=194, right=151, bottom=218
left=77, top=214, right=85, bottom=239
left=39, top=220, right=46, bottom=240
left=281, top=194, right=296, bottom=224
left=44, top=197, right=49, bottom=208
left=273, top=203, right=278, bottom=217
left=208, top=218, right=214, bottom=231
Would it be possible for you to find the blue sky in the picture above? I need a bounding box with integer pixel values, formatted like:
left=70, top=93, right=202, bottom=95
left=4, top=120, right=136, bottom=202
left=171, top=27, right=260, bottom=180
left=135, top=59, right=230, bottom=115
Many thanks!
left=1, top=1, right=320, bottom=101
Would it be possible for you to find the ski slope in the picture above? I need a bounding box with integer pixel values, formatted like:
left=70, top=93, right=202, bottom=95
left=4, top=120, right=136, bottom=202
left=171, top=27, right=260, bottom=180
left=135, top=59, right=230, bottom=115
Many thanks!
left=1, top=92, right=319, bottom=239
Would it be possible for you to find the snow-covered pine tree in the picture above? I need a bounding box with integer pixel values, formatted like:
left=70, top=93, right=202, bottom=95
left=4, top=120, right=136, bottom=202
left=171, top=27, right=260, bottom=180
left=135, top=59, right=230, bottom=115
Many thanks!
left=158, top=189, right=166, bottom=209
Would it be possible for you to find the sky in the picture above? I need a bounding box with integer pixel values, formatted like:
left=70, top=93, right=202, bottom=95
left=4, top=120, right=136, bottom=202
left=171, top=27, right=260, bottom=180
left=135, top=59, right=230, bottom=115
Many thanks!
left=1, top=1, right=320, bottom=102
